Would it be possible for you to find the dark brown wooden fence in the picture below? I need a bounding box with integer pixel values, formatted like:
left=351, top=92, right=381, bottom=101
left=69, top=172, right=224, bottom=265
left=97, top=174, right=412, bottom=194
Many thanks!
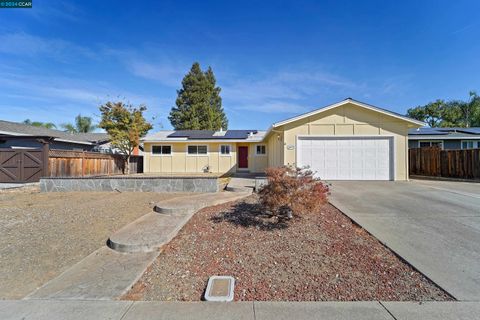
left=48, top=150, right=143, bottom=177
left=409, top=147, right=480, bottom=180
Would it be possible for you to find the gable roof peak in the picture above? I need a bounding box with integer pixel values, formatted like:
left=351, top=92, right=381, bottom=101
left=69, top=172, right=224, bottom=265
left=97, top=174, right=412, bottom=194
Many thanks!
left=271, top=98, right=425, bottom=128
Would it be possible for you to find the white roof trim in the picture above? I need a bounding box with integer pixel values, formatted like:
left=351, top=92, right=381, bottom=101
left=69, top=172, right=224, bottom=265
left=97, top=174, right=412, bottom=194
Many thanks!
left=54, top=138, right=94, bottom=145
left=272, top=98, right=426, bottom=128
left=0, top=130, right=32, bottom=136
left=143, top=139, right=264, bottom=143
left=0, top=130, right=95, bottom=145
left=409, top=135, right=480, bottom=140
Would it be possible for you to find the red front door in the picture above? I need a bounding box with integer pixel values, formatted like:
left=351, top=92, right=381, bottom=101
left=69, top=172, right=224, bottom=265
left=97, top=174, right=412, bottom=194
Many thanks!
left=238, top=146, right=248, bottom=169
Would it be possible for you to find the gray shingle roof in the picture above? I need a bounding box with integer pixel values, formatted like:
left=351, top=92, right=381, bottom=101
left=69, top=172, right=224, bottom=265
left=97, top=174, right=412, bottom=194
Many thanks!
left=0, top=120, right=109, bottom=144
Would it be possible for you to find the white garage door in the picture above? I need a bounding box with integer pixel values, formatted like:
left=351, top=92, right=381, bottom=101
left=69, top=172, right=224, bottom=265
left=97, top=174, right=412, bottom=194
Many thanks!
left=297, top=137, right=393, bottom=180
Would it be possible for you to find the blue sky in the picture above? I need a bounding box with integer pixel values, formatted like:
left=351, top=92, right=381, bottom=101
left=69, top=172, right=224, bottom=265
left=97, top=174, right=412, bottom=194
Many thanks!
left=1, top=0, right=479, bottom=131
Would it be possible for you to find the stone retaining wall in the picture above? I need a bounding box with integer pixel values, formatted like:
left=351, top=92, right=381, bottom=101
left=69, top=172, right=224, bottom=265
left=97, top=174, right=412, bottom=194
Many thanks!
left=40, top=176, right=219, bottom=193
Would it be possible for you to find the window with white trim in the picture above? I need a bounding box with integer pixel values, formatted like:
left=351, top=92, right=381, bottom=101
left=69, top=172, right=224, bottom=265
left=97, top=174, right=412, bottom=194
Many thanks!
left=256, top=144, right=266, bottom=155
left=188, top=145, right=208, bottom=155
left=418, top=141, right=443, bottom=149
left=461, top=140, right=480, bottom=149
left=152, top=145, right=172, bottom=155
left=220, top=145, right=231, bottom=155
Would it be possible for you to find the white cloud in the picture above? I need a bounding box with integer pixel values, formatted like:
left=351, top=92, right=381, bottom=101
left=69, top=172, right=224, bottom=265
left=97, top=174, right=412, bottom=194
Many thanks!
left=128, top=60, right=185, bottom=87
left=101, top=47, right=189, bottom=87
left=0, top=32, right=95, bottom=60
left=220, top=69, right=359, bottom=113
left=0, top=71, right=163, bottom=118
left=234, top=101, right=309, bottom=114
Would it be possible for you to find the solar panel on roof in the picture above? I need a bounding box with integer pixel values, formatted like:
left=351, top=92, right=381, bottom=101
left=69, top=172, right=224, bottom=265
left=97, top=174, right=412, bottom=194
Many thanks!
left=408, top=127, right=480, bottom=136
left=452, top=128, right=480, bottom=135
left=408, top=128, right=446, bottom=135
left=167, top=129, right=259, bottom=139
left=167, top=130, right=215, bottom=139
left=223, top=130, right=258, bottom=139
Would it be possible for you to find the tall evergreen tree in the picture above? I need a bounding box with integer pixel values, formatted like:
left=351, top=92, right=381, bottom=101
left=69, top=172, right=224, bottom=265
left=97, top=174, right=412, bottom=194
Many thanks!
left=169, top=62, right=228, bottom=130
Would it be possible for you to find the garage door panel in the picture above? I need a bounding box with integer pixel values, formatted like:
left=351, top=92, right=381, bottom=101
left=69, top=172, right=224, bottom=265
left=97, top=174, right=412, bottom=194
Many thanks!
left=297, top=137, right=392, bottom=181
left=311, top=148, right=324, bottom=173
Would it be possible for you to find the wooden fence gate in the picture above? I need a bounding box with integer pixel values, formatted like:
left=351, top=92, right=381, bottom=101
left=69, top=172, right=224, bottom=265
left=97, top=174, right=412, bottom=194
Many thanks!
left=0, top=148, right=47, bottom=183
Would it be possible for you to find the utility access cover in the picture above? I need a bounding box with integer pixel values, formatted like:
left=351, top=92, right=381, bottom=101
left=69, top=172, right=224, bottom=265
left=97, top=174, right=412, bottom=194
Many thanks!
left=204, top=276, right=235, bottom=302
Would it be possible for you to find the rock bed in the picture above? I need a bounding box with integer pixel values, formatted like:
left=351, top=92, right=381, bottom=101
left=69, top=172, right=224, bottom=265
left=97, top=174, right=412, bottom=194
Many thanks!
left=124, top=195, right=452, bottom=301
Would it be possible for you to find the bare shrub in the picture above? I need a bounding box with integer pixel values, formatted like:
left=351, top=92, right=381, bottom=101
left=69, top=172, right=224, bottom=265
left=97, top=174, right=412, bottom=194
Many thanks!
left=258, top=166, right=329, bottom=220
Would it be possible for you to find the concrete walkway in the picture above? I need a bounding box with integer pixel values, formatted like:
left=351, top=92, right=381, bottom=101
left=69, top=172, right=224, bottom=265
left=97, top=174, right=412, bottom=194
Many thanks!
left=1, top=300, right=479, bottom=320
left=226, top=175, right=256, bottom=192
left=329, top=180, right=480, bottom=301
left=26, top=190, right=251, bottom=300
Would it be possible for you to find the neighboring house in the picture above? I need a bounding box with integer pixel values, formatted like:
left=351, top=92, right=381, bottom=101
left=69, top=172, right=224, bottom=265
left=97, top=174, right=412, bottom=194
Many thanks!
left=408, top=127, right=480, bottom=150
left=0, top=120, right=109, bottom=151
left=142, top=98, right=424, bottom=181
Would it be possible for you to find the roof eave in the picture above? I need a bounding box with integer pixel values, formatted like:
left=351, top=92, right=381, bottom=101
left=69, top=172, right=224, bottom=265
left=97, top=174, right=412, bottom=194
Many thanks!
left=54, top=138, right=95, bottom=145
left=408, top=135, right=480, bottom=140
left=142, top=138, right=265, bottom=143
left=272, top=98, right=426, bottom=128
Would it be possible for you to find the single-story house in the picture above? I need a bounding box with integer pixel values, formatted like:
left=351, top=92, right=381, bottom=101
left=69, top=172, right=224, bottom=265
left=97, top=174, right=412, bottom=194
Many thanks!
left=408, top=127, right=480, bottom=150
left=0, top=120, right=110, bottom=152
left=142, top=98, right=424, bottom=181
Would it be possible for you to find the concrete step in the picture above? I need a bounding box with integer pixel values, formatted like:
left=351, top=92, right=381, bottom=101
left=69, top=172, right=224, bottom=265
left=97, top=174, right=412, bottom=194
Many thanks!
left=25, top=246, right=158, bottom=300
left=110, top=191, right=251, bottom=253
left=108, top=212, right=190, bottom=253
left=225, top=176, right=256, bottom=193
left=154, top=191, right=251, bottom=215
left=225, top=186, right=253, bottom=193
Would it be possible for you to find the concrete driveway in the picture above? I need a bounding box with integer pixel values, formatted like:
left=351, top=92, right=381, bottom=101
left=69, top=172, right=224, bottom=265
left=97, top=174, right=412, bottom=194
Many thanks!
left=329, top=179, right=480, bottom=301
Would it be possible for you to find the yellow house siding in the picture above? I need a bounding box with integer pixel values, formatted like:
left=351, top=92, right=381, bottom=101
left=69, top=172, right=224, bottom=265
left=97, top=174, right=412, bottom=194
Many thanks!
left=277, top=103, right=412, bottom=180
left=266, top=131, right=284, bottom=167
left=144, top=141, right=268, bottom=174
left=251, top=143, right=268, bottom=173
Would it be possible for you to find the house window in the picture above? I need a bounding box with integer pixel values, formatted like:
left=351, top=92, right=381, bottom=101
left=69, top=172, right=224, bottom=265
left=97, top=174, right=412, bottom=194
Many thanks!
left=418, top=141, right=443, bottom=149
left=188, top=145, right=208, bottom=155
left=220, top=145, right=231, bottom=155
left=461, top=140, right=480, bottom=149
left=256, top=144, right=266, bottom=155
left=152, top=145, right=172, bottom=155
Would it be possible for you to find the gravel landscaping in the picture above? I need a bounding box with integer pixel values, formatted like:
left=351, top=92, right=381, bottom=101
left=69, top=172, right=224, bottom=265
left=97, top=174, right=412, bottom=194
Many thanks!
left=0, top=187, right=189, bottom=299
left=124, top=195, right=452, bottom=301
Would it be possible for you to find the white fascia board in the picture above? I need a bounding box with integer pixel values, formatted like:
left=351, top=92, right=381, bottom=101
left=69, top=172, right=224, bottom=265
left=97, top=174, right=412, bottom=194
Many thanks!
left=0, top=131, right=95, bottom=145
left=0, top=130, right=34, bottom=136
left=143, top=139, right=265, bottom=143
left=141, top=137, right=188, bottom=142
left=54, top=138, right=94, bottom=145
left=408, top=135, right=480, bottom=140
left=272, top=99, right=426, bottom=128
